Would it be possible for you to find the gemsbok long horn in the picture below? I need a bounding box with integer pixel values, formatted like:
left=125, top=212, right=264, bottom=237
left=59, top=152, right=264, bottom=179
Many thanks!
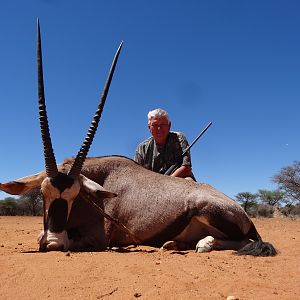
left=37, top=19, right=58, bottom=179
left=36, top=19, right=123, bottom=233
left=68, top=41, right=123, bottom=178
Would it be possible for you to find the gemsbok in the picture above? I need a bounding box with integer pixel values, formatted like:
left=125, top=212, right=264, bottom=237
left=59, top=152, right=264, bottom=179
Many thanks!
left=0, top=21, right=277, bottom=256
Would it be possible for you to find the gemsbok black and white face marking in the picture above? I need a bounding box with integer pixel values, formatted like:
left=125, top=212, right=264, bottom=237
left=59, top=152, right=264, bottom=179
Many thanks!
left=38, top=172, right=116, bottom=251
left=42, top=173, right=78, bottom=230
left=38, top=173, right=78, bottom=251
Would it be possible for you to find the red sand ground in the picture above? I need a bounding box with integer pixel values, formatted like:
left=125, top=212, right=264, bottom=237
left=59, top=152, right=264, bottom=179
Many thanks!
left=0, top=216, right=299, bottom=299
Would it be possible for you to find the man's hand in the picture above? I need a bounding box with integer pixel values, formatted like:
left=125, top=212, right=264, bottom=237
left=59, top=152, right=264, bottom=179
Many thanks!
left=170, top=165, right=192, bottom=178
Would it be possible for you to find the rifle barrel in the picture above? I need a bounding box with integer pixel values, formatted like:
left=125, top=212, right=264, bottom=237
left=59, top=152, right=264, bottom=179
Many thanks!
left=182, top=122, right=212, bottom=156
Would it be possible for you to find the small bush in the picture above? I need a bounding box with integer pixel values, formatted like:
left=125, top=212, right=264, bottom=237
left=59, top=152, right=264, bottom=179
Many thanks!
left=256, top=204, right=274, bottom=218
left=281, top=204, right=300, bottom=217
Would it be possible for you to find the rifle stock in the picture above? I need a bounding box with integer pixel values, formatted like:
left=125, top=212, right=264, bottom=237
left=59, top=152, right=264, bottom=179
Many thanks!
left=164, top=164, right=180, bottom=176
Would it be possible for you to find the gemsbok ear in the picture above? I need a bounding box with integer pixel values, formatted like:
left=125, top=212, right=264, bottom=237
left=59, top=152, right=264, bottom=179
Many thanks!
left=0, top=171, right=47, bottom=195
left=79, top=174, right=117, bottom=199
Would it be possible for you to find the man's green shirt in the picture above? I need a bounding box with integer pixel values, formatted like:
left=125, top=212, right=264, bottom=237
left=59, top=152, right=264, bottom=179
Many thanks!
left=134, top=131, right=192, bottom=174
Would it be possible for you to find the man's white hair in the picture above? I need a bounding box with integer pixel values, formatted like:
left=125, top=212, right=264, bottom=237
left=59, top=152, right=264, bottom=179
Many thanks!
left=147, top=108, right=170, bottom=124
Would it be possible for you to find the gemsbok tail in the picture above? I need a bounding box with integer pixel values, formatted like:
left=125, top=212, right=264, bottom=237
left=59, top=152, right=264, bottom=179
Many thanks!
left=236, top=222, right=277, bottom=257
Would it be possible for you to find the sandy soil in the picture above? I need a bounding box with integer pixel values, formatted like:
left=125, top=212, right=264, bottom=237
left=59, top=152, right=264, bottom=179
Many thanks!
left=0, top=216, right=299, bottom=300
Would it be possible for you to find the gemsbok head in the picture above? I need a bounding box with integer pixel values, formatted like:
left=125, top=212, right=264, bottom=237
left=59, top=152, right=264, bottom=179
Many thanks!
left=0, top=20, right=122, bottom=251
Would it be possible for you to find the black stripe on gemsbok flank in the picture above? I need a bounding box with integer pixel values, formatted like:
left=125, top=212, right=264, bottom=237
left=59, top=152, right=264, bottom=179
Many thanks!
left=144, top=208, right=197, bottom=247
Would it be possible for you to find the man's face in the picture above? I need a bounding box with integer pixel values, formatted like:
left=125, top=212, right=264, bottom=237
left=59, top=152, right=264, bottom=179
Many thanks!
left=148, top=116, right=171, bottom=145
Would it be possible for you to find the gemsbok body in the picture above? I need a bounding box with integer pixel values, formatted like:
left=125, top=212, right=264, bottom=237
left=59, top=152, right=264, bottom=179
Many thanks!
left=0, top=21, right=277, bottom=256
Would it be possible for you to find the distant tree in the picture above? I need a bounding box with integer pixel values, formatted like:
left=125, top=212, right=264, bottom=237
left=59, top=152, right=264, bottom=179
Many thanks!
left=272, top=161, right=300, bottom=204
left=257, top=189, right=285, bottom=207
left=0, top=197, right=18, bottom=216
left=235, top=192, right=258, bottom=216
left=19, top=188, right=42, bottom=216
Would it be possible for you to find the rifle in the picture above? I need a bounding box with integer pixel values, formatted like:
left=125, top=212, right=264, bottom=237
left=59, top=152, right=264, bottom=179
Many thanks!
left=164, top=121, right=212, bottom=176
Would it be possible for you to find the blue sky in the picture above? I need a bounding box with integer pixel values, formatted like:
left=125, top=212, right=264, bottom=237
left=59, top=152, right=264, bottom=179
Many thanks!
left=0, top=0, right=299, bottom=200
